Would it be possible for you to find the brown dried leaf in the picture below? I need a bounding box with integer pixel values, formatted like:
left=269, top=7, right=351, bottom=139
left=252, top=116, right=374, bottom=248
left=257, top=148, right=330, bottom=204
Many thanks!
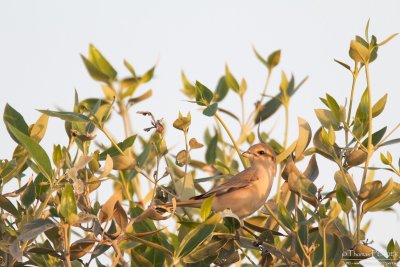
left=70, top=234, right=96, bottom=260
left=113, top=201, right=128, bottom=230
left=99, top=190, right=122, bottom=223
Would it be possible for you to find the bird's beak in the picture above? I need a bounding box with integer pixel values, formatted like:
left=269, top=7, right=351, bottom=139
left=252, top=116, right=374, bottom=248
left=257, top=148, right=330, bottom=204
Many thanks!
left=242, top=151, right=252, bottom=158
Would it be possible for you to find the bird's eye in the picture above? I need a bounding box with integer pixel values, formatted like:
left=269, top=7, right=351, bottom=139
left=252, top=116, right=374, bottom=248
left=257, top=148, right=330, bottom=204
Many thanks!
left=258, top=150, right=265, bottom=155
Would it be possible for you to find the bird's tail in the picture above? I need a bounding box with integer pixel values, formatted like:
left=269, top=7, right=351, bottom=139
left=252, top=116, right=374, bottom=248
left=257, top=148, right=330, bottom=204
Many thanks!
left=155, top=199, right=204, bottom=213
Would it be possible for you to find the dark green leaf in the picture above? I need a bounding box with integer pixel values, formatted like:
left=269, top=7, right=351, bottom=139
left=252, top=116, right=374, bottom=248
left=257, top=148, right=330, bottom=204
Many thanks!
left=214, top=76, right=229, bottom=102
left=362, top=126, right=386, bottom=147
left=17, top=218, right=56, bottom=241
left=195, top=81, right=214, bottom=106
left=225, top=65, right=239, bottom=93
left=38, top=110, right=90, bottom=122
left=256, top=76, right=307, bottom=123
left=99, top=135, right=136, bottom=160
left=34, top=173, right=50, bottom=199
left=334, top=59, right=351, bottom=71
left=202, top=103, right=218, bottom=117
left=3, top=104, right=29, bottom=144
left=176, top=224, right=216, bottom=258
left=205, top=134, right=218, bottom=164
left=21, top=178, right=36, bottom=207
left=7, top=124, right=53, bottom=181
left=80, top=54, right=111, bottom=82
left=0, top=195, right=19, bottom=217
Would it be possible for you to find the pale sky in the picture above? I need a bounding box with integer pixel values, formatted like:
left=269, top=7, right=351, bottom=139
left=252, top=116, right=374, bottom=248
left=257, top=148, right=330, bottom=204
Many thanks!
left=1, top=0, right=400, bottom=258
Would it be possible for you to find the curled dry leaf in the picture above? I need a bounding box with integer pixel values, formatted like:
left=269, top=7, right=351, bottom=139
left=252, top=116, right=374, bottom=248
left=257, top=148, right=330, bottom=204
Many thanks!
left=98, top=154, right=113, bottom=178
left=113, top=201, right=128, bottom=230
left=189, top=138, right=204, bottom=149
left=176, top=150, right=190, bottom=167
left=99, top=189, right=122, bottom=223
left=359, top=180, right=382, bottom=201
left=70, top=234, right=97, bottom=261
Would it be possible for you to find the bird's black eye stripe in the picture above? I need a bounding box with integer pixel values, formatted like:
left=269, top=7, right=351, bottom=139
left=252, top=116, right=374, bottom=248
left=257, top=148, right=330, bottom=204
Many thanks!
left=258, top=150, right=265, bottom=155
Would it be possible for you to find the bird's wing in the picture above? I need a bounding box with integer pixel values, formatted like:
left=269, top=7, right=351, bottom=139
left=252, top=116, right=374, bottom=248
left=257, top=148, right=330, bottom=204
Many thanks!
left=191, top=168, right=258, bottom=200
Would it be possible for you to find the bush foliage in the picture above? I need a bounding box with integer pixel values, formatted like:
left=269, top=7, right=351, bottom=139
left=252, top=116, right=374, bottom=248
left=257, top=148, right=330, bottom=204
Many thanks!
left=1, top=22, right=400, bottom=266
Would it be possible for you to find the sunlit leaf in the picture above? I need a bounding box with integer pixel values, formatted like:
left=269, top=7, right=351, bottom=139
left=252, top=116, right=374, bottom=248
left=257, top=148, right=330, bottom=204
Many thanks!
left=200, top=195, right=215, bottom=221
left=59, top=183, right=78, bottom=224
left=88, top=44, right=117, bottom=80
left=295, top=117, right=312, bottom=158
left=7, top=124, right=53, bottom=181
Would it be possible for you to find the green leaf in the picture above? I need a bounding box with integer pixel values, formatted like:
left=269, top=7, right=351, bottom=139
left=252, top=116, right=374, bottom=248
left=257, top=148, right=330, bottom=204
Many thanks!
left=205, top=134, right=218, bottom=164
left=202, top=103, right=218, bottom=117
left=38, top=110, right=90, bottom=122
left=99, top=135, right=136, bottom=160
left=334, top=59, right=351, bottom=72
left=34, top=173, right=50, bottom=199
left=378, top=33, right=399, bottom=46
left=355, top=88, right=369, bottom=121
left=195, top=81, right=214, bottom=106
left=362, top=126, right=386, bottom=147
left=256, top=76, right=307, bottom=123
left=225, top=65, right=239, bottom=93
left=325, top=94, right=340, bottom=120
left=88, top=44, right=117, bottom=79
left=181, top=71, right=196, bottom=99
left=267, top=50, right=281, bottom=70
left=200, top=195, right=215, bottom=221
left=183, top=239, right=227, bottom=264
left=0, top=195, right=19, bottom=217
left=59, top=183, right=78, bottom=224
left=7, top=124, right=53, bottom=181
left=214, top=76, right=229, bottom=102
left=127, top=235, right=172, bottom=256
left=336, top=187, right=352, bottom=214
left=3, top=104, right=29, bottom=144
left=372, top=94, right=387, bottom=118
left=80, top=54, right=111, bottom=82
left=141, top=65, right=156, bottom=83
left=21, top=178, right=36, bottom=207
left=277, top=203, right=295, bottom=231
left=176, top=223, right=216, bottom=258
left=314, top=109, right=340, bottom=130
left=253, top=46, right=268, bottom=67
left=334, top=171, right=357, bottom=201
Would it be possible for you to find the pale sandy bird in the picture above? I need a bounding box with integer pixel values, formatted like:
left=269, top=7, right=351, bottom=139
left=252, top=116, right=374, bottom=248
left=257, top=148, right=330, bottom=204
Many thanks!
left=170, top=143, right=277, bottom=219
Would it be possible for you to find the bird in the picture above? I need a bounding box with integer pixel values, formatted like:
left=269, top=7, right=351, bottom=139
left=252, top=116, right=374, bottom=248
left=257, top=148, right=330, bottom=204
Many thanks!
left=164, top=143, right=277, bottom=219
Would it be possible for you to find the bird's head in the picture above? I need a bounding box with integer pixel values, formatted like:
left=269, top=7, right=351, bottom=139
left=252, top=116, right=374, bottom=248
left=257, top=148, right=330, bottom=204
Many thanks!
left=242, top=143, right=276, bottom=168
